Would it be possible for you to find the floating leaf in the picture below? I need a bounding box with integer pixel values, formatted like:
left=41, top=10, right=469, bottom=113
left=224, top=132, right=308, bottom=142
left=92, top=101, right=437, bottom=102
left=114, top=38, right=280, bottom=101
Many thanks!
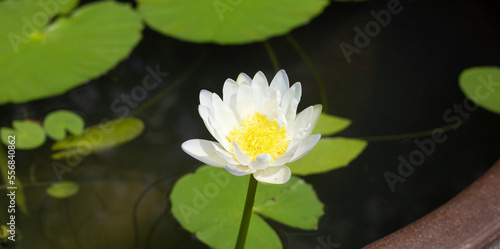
left=171, top=165, right=324, bottom=249
left=313, top=113, right=351, bottom=136
left=43, top=110, right=85, bottom=141
left=0, top=225, right=9, bottom=240
left=51, top=117, right=145, bottom=160
left=289, top=137, right=367, bottom=176
left=459, top=66, right=500, bottom=114
left=58, top=0, right=79, bottom=14
left=138, top=0, right=329, bottom=44
left=0, top=1, right=143, bottom=104
left=46, top=181, right=79, bottom=198
left=1, top=120, right=46, bottom=150
left=0, top=147, right=28, bottom=214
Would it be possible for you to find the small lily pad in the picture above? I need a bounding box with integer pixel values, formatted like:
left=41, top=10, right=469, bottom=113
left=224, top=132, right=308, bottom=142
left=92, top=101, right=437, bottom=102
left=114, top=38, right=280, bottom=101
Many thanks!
left=51, top=117, right=145, bottom=160
left=46, top=181, right=79, bottom=198
left=1, top=120, right=46, bottom=150
left=289, top=137, right=367, bottom=176
left=313, top=113, right=352, bottom=136
left=43, top=110, right=85, bottom=141
left=459, top=66, right=500, bottom=114
left=0, top=1, right=143, bottom=104
left=171, top=165, right=324, bottom=249
left=138, top=0, right=329, bottom=44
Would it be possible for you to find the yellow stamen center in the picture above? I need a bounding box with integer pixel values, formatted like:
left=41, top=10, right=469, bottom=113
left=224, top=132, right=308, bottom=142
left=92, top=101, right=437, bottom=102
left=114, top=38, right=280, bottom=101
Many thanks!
left=227, top=112, right=289, bottom=161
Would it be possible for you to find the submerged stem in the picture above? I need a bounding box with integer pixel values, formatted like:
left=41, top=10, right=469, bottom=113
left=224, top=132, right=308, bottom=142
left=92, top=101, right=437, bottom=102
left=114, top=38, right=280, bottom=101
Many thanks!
left=286, top=34, right=329, bottom=113
left=263, top=40, right=281, bottom=72
left=235, top=176, right=258, bottom=249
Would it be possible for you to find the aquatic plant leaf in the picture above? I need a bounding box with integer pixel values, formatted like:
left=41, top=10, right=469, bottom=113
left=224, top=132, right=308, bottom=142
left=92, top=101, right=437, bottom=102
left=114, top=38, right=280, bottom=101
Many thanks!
left=43, top=110, right=85, bottom=141
left=137, top=0, right=329, bottom=44
left=1, top=120, right=46, bottom=150
left=459, top=66, right=500, bottom=114
left=171, top=165, right=324, bottom=249
left=0, top=1, right=143, bottom=104
left=51, top=118, right=145, bottom=160
left=0, top=147, right=29, bottom=214
left=253, top=177, right=324, bottom=230
left=58, top=0, right=79, bottom=14
left=289, top=137, right=367, bottom=176
left=313, top=113, right=351, bottom=136
left=46, top=181, right=79, bottom=198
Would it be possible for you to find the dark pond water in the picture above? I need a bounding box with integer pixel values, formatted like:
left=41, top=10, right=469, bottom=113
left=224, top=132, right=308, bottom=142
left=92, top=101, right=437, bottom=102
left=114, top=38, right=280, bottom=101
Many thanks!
left=1, top=0, right=500, bottom=248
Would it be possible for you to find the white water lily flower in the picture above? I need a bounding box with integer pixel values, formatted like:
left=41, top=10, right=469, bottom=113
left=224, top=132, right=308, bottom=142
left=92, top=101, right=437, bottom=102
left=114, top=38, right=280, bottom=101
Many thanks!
left=181, top=70, right=322, bottom=184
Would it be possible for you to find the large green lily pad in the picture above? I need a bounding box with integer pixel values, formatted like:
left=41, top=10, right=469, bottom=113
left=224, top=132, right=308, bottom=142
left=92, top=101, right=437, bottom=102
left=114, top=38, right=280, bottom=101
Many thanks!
left=459, top=66, right=500, bottom=114
left=0, top=1, right=143, bottom=104
left=171, top=165, right=324, bottom=249
left=137, top=0, right=329, bottom=44
left=313, top=113, right=352, bottom=136
left=289, top=137, right=367, bottom=176
left=51, top=117, right=145, bottom=160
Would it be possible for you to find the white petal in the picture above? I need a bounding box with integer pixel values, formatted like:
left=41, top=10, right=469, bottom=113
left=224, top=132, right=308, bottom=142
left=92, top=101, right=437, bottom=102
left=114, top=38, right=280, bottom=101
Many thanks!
left=225, top=164, right=255, bottom=176
left=236, top=84, right=255, bottom=120
left=212, top=94, right=238, bottom=136
left=253, top=165, right=291, bottom=184
left=236, top=73, right=252, bottom=85
left=308, top=104, right=322, bottom=136
left=281, top=82, right=301, bottom=125
left=181, top=139, right=227, bottom=167
left=251, top=71, right=269, bottom=112
left=289, top=105, right=314, bottom=140
left=212, top=142, right=238, bottom=165
left=262, top=98, right=284, bottom=126
left=199, top=90, right=212, bottom=108
left=198, top=105, right=220, bottom=144
left=222, top=79, right=239, bottom=117
left=271, top=142, right=299, bottom=166
left=248, top=154, right=272, bottom=170
left=207, top=114, right=232, bottom=151
left=232, top=141, right=251, bottom=165
left=270, top=69, right=290, bottom=96
left=223, top=79, right=238, bottom=100
left=289, top=134, right=321, bottom=162
left=200, top=105, right=226, bottom=147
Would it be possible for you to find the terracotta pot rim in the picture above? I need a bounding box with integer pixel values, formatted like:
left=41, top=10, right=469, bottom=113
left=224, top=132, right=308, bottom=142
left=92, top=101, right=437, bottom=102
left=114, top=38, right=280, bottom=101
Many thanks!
left=364, top=158, right=500, bottom=249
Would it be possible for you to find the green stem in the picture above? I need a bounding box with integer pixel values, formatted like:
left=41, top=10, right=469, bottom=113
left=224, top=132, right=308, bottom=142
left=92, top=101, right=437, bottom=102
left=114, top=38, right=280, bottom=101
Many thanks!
left=357, top=122, right=459, bottom=142
left=286, top=34, right=329, bottom=113
left=263, top=40, right=281, bottom=72
left=131, top=50, right=209, bottom=116
left=235, top=176, right=258, bottom=249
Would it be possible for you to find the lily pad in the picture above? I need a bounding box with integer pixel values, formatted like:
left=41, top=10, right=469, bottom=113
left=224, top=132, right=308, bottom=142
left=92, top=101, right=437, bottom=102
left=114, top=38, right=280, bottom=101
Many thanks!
left=51, top=117, right=145, bottom=160
left=313, top=113, right=351, bottom=136
left=459, top=66, right=500, bottom=114
left=0, top=147, right=28, bottom=214
left=1, top=120, right=46, bottom=150
left=137, top=0, right=329, bottom=44
left=0, top=1, right=143, bottom=104
left=46, top=181, right=79, bottom=198
left=43, top=110, right=85, bottom=141
left=57, top=0, right=79, bottom=14
left=289, top=137, right=367, bottom=176
left=171, top=165, right=324, bottom=249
